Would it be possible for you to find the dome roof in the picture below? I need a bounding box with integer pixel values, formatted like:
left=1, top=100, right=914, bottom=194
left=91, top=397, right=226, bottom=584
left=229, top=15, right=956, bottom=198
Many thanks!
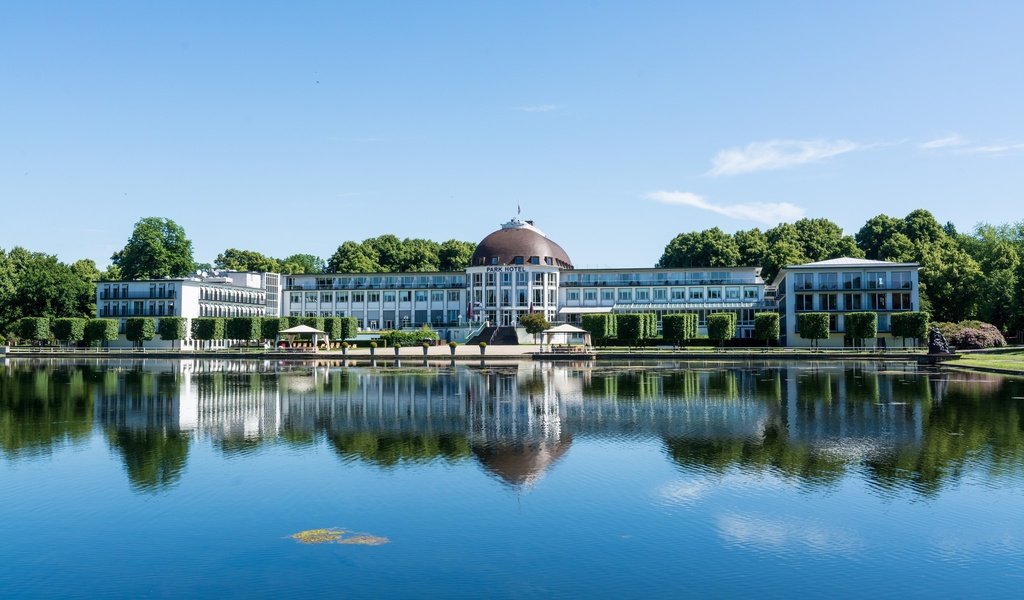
left=471, top=219, right=573, bottom=269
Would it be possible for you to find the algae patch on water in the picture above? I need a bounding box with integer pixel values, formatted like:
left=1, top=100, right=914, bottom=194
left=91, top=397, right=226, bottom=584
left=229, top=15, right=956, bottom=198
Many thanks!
left=289, top=528, right=389, bottom=546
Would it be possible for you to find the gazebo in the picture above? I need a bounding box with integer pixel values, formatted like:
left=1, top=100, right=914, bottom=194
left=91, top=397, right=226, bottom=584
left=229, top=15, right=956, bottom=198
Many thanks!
left=541, top=324, right=591, bottom=351
left=276, top=324, right=330, bottom=350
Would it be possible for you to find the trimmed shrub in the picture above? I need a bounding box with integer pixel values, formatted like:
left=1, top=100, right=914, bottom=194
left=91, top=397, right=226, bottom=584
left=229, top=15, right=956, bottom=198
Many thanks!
left=891, top=312, right=929, bottom=347
left=18, top=317, right=51, bottom=342
left=85, top=319, right=118, bottom=346
left=662, top=313, right=698, bottom=346
left=52, top=318, right=88, bottom=344
left=617, top=314, right=654, bottom=348
left=300, top=317, right=325, bottom=332
left=338, top=316, right=359, bottom=340
left=157, top=317, right=186, bottom=341
left=379, top=327, right=439, bottom=347
left=226, top=317, right=262, bottom=341
left=191, top=317, right=226, bottom=342
left=797, top=313, right=830, bottom=348
left=261, top=317, right=291, bottom=341
left=753, top=312, right=780, bottom=346
left=935, top=320, right=1007, bottom=349
left=125, top=317, right=156, bottom=346
left=581, top=314, right=617, bottom=346
left=844, top=312, right=878, bottom=348
left=707, top=313, right=737, bottom=347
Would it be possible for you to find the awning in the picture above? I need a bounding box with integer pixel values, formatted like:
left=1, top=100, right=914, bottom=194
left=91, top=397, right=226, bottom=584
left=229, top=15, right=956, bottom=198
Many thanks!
left=557, top=306, right=613, bottom=315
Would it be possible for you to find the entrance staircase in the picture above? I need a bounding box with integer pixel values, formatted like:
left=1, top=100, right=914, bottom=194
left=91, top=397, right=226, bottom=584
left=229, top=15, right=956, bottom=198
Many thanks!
left=465, top=326, right=519, bottom=346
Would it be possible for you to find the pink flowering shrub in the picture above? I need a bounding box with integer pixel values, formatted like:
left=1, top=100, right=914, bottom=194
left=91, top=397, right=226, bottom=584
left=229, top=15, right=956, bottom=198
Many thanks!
left=934, top=320, right=1007, bottom=349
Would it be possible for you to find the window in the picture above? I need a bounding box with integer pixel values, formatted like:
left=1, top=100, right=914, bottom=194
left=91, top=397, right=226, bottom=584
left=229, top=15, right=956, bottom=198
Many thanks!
left=431, top=291, right=444, bottom=302
left=891, top=272, right=911, bottom=289
left=516, top=271, right=528, bottom=285
left=486, top=273, right=495, bottom=286
left=533, top=289, right=544, bottom=305
left=501, top=272, right=512, bottom=286
left=305, top=293, right=317, bottom=303
left=585, top=289, right=598, bottom=301
left=473, top=273, right=482, bottom=286
left=415, top=291, right=428, bottom=302
left=689, top=289, right=704, bottom=300
left=867, top=272, right=886, bottom=289
left=383, top=291, right=396, bottom=302
left=518, top=290, right=528, bottom=306
left=529, top=256, right=540, bottom=265
left=794, top=273, right=814, bottom=291
left=671, top=288, right=685, bottom=300
left=818, top=273, right=838, bottom=290
left=795, top=294, right=813, bottom=311
left=352, top=292, right=364, bottom=303
left=844, top=293, right=863, bottom=310
left=501, top=289, right=511, bottom=306
left=829, top=314, right=839, bottom=332
left=636, top=289, right=649, bottom=301
left=486, top=290, right=496, bottom=306
left=725, top=287, right=740, bottom=300
left=820, top=293, right=838, bottom=310
left=892, top=293, right=912, bottom=310
left=337, top=292, right=348, bottom=303
left=869, top=293, right=887, bottom=310
left=743, top=288, right=758, bottom=299
left=335, top=310, right=346, bottom=317
left=447, top=290, right=460, bottom=302
left=618, top=289, right=632, bottom=301
left=321, top=293, right=333, bottom=303
left=513, top=256, right=524, bottom=265
left=653, top=288, right=667, bottom=301
left=290, top=293, right=301, bottom=304
left=398, top=291, right=410, bottom=302
left=490, top=257, right=498, bottom=265
left=707, top=288, right=722, bottom=300
left=547, top=272, right=557, bottom=284
left=367, top=292, right=380, bottom=303
left=545, top=257, right=553, bottom=265
left=842, top=272, right=861, bottom=289
left=534, top=273, right=544, bottom=285
left=567, top=290, right=580, bottom=301
left=601, top=289, right=614, bottom=302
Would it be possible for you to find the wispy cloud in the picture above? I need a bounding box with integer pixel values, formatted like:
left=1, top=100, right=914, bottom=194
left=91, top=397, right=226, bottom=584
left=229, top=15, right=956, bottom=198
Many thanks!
left=962, top=142, right=1024, bottom=155
left=709, top=139, right=865, bottom=176
left=920, top=134, right=968, bottom=149
left=516, top=104, right=562, bottom=113
left=647, top=190, right=805, bottom=225
left=717, top=513, right=863, bottom=555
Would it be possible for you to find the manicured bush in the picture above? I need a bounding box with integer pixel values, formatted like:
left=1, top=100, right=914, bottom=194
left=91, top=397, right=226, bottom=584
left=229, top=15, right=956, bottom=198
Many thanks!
left=662, top=313, right=699, bottom=347
left=797, top=313, right=830, bottom=348
left=891, top=312, right=929, bottom=347
left=337, top=316, right=359, bottom=341
left=707, top=313, right=737, bottom=347
left=844, top=312, right=878, bottom=349
left=125, top=317, right=156, bottom=347
left=52, top=318, right=87, bottom=344
left=157, top=317, right=186, bottom=341
left=227, top=317, right=262, bottom=341
left=300, top=317, right=325, bottom=332
left=191, top=317, right=226, bottom=342
left=753, top=312, right=780, bottom=347
left=261, top=317, right=291, bottom=341
left=18, top=317, right=51, bottom=342
left=935, top=320, right=1007, bottom=349
left=379, top=327, right=439, bottom=347
left=617, top=314, right=654, bottom=348
left=581, top=314, right=617, bottom=347
left=85, top=319, right=118, bottom=346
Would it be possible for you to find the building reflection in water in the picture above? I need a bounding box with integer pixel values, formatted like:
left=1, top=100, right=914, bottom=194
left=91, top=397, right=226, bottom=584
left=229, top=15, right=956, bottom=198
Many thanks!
left=2, top=359, right=1023, bottom=495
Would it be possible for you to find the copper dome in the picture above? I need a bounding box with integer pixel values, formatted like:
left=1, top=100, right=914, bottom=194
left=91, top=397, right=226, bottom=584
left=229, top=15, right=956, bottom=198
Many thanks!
left=471, top=219, right=573, bottom=269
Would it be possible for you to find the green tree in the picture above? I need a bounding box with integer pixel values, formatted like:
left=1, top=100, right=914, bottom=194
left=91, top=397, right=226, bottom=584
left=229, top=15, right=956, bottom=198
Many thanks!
left=707, top=313, right=736, bottom=348
left=797, top=313, right=830, bottom=348
left=157, top=317, right=186, bottom=342
left=919, top=238, right=983, bottom=323
left=662, top=313, right=698, bottom=347
left=279, top=253, right=325, bottom=274
left=261, top=317, right=292, bottom=341
left=856, top=214, right=904, bottom=259
left=226, top=317, right=262, bottom=342
left=844, top=312, right=878, bottom=348
left=85, top=319, right=118, bottom=346
left=438, top=240, right=476, bottom=271
left=0, top=249, right=92, bottom=333
left=399, top=239, right=441, bottom=272
left=617, top=314, right=653, bottom=348
left=657, top=228, right=740, bottom=268
left=191, top=318, right=225, bottom=346
left=753, top=312, right=780, bottom=347
left=18, top=317, right=51, bottom=342
left=793, top=218, right=862, bottom=262
left=215, top=249, right=281, bottom=272
left=52, top=318, right=87, bottom=345
left=519, top=312, right=550, bottom=343
left=581, top=314, right=617, bottom=347
left=327, top=241, right=380, bottom=273
left=890, top=312, right=929, bottom=347
left=734, top=228, right=769, bottom=267
left=365, top=235, right=405, bottom=272
left=111, top=217, right=194, bottom=279
left=125, top=317, right=156, bottom=348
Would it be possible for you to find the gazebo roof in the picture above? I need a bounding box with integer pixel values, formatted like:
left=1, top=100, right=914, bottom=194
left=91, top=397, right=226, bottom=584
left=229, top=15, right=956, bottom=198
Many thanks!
left=279, top=324, right=328, bottom=335
left=543, top=324, right=589, bottom=334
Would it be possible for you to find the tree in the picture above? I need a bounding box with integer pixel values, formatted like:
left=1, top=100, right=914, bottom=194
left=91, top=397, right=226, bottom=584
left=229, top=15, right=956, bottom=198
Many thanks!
left=398, top=239, right=441, bottom=272
left=902, top=209, right=946, bottom=247
left=519, top=312, right=550, bottom=343
left=919, top=238, right=983, bottom=322
left=581, top=314, right=617, bottom=347
left=439, top=240, right=476, bottom=271
left=327, top=241, right=380, bottom=273
left=617, top=314, right=653, bottom=348
left=856, top=214, right=904, bottom=259
left=52, top=318, right=87, bottom=345
left=191, top=318, right=225, bottom=347
left=707, top=313, right=736, bottom=348
left=0, top=249, right=92, bottom=333
left=157, top=317, right=186, bottom=342
left=877, top=232, right=917, bottom=262
left=111, top=217, right=194, bottom=280
left=844, top=312, right=878, bottom=349
left=890, top=312, right=929, bottom=347
left=753, top=312, right=780, bottom=347
left=226, top=317, right=262, bottom=342
left=279, top=253, right=325, bottom=275
left=734, top=228, right=769, bottom=267
left=215, top=249, right=280, bottom=273
left=17, top=317, right=51, bottom=342
left=365, top=235, right=405, bottom=272
left=85, top=319, right=118, bottom=346
left=657, top=228, right=740, bottom=268
left=797, top=313, right=830, bottom=349
left=793, top=218, right=861, bottom=262
left=125, top=318, right=156, bottom=348
left=662, top=314, right=698, bottom=347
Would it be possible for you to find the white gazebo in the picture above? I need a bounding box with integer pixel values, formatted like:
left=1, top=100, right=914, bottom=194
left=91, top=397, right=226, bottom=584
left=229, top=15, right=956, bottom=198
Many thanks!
left=277, top=324, right=330, bottom=350
left=541, top=324, right=591, bottom=351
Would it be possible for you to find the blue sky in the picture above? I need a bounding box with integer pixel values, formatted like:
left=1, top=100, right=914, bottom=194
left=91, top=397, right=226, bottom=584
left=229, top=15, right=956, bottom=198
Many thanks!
left=2, top=1, right=1021, bottom=269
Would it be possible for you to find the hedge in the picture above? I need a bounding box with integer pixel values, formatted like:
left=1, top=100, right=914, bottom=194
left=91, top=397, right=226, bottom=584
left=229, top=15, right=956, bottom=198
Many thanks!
left=797, top=313, right=830, bottom=348
left=300, top=317, right=325, bottom=332
left=157, top=317, right=186, bottom=341
left=52, top=318, right=87, bottom=343
left=844, top=312, right=877, bottom=348
left=323, top=316, right=358, bottom=341
left=753, top=312, right=780, bottom=346
left=379, top=327, right=439, bottom=347
left=191, top=317, right=226, bottom=341
left=890, top=312, right=929, bottom=346
left=617, top=314, right=654, bottom=348
left=125, top=317, right=156, bottom=345
left=707, top=313, right=737, bottom=346
left=227, top=316, right=262, bottom=341
left=662, top=313, right=698, bottom=346
left=85, top=319, right=118, bottom=346
left=18, top=317, right=51, bottom=342
left=261, top=317, right=292, bottom=341
left=581, top=314, right=617, bottom=346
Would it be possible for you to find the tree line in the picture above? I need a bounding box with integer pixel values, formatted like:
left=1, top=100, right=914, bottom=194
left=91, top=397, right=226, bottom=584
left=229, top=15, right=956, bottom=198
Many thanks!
left=657, top=209, right=1024, bottom=332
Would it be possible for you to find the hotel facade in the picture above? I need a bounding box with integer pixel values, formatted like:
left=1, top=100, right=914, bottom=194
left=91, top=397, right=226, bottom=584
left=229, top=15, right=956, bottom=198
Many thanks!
left=96, top=218, right=920, bottom=347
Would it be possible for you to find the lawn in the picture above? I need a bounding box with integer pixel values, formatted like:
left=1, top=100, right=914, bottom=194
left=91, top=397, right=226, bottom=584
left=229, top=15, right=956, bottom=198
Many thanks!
left=951, top=350, right=1024, bottom=373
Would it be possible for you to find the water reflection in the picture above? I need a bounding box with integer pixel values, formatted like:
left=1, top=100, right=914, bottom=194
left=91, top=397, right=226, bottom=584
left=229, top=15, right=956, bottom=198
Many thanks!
left=1, top=359, right=1023, bottom=495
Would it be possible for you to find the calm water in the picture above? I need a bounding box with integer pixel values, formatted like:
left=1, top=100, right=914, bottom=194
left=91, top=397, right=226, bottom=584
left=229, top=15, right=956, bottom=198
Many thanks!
left=2, top=358, right=1024, bottom=598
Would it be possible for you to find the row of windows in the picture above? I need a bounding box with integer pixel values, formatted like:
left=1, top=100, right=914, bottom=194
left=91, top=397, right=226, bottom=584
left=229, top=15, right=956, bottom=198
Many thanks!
left=199, top=287, right=265, bottom=305
left=793, top=292, right=913, bottom=312
left=791, top=271, right=913, bottom=291
left=472, top=288, right=556, bottom=307
left=286, top=311, right=464, bottom=329
left=198, top=304, right=264, bottom=318
left=99, top=301, right=176, bottom=317
left=100, top=283, right=177, bottom=300
left=290, top=290, right=463, bottom=305
left=475, top=255, right=568, bottom=268
left=471, top=272, right=557, bottom=287
left=562, top=271, right=751, bottom=286
left=286, top=275, right=466, bottom=290
left=566, top=287, right=761, bottom=302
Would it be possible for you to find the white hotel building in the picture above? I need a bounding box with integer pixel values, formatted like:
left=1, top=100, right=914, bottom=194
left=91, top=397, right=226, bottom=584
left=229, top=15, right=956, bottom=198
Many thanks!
left=97, top=218, right=919, bottom=346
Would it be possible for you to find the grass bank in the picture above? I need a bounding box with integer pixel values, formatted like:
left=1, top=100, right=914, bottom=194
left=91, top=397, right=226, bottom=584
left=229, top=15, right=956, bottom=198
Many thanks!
left=947, top=349, right=1024, bottom=375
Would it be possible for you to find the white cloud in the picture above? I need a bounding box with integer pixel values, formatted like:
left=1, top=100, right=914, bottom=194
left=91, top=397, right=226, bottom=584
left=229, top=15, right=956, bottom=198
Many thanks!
left=647, top=190, right=805, bottom=225
left=717, top=513, right=863, bottom=555
left=516, top=104, right=561, bottom=112
left=709, top=139, right=864, bottom=176
left=962, top=142, right=1024, bottom=155
left=920, top=134, right=968, bottom=149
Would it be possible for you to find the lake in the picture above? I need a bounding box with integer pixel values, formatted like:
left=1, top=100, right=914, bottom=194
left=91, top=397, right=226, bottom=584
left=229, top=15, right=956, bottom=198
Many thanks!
left=1, top=358, right=1023, bottom=598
